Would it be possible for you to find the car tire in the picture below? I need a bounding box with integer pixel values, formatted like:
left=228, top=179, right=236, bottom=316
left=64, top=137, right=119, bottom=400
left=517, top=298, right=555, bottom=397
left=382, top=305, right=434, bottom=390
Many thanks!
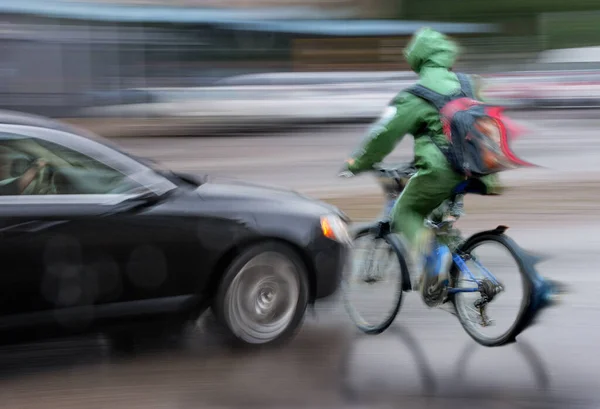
left=213, top=242, right=310, bottom=348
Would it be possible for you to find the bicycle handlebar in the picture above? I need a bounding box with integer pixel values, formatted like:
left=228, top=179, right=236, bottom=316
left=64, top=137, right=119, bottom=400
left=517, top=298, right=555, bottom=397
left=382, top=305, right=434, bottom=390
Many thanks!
left=371, top=162, right=416, bottom=179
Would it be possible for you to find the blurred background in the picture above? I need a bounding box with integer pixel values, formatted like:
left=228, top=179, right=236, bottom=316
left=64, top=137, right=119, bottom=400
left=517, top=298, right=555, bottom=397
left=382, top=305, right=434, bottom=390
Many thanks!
left=1, top=1, right=600, bottom=409
left=3, top=0, right=600, bottom=130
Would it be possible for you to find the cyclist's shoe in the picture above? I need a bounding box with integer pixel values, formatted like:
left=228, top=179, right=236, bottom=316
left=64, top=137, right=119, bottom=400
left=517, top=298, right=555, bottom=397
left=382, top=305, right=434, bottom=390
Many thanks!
left=420, top=240, right=452, bottom=307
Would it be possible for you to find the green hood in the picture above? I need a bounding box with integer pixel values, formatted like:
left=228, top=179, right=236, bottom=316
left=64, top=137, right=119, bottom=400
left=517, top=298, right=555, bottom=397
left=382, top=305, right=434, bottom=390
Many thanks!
left=404, top=27, right=459, bottom=74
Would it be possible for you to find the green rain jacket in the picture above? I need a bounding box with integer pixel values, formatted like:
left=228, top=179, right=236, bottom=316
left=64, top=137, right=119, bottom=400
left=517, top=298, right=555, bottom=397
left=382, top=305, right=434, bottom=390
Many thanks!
left=346, top=28, right=501, bottom=195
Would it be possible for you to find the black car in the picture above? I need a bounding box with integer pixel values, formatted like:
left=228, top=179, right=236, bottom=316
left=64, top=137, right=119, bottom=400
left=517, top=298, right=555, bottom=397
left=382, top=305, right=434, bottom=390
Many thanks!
left=0, top=110, right=351, bottom=348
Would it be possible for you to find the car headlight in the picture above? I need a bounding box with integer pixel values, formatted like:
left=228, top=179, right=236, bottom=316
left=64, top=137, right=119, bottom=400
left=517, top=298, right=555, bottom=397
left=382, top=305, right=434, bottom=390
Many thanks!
left=320, top=214, right=352, bottom=245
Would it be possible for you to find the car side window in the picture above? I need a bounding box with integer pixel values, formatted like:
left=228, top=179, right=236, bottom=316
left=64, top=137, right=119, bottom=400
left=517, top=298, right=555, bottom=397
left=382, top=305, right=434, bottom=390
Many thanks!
left=0, top=133, right=144, bottom=196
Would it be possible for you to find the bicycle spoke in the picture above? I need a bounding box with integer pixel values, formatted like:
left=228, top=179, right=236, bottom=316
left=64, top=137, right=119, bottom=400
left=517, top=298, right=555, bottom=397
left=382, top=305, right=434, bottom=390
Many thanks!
left=343, top=230, right=404, bottom=334
left=453, top=238, right=527, bottom=346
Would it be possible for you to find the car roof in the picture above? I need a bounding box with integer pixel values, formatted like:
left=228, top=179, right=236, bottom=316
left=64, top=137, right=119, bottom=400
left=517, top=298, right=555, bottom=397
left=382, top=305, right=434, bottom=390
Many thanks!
left=0, top=109, right=88, bottom=135
left=0, top=108, right=149, bottom=158
left=0, top=109, right=126, bottom=150
left=0, top=109, right=167, bottom=171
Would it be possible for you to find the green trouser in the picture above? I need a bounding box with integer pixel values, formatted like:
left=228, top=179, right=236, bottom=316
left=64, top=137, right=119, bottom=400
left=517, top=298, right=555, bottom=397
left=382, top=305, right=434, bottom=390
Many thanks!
left=390, top=141, right=464, bottom=247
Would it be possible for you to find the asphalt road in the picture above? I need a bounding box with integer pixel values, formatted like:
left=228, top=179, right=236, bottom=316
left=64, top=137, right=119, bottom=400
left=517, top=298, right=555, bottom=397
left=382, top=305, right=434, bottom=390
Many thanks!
left=1, top=110, right=600, bottom=409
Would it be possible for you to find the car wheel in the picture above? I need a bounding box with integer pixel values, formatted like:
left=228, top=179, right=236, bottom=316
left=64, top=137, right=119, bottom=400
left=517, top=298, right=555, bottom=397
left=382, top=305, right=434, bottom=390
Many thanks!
left=214, top=242, right=310, bottom=347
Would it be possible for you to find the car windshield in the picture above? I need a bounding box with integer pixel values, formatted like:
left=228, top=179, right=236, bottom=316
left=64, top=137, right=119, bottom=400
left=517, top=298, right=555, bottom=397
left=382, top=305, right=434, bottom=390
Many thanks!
left=72, top=129, right=175, bottom=176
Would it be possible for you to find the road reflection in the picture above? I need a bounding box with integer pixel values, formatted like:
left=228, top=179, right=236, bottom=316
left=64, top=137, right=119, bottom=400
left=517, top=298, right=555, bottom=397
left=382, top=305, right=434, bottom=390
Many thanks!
left=338, top=324, right=578, bottom=408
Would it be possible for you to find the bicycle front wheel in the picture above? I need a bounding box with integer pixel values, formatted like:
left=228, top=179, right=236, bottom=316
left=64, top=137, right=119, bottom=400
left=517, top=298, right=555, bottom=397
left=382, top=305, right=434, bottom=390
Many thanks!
left=342, top=225, right=407, bottom=335
left=451, top=232, right=532, bottom=347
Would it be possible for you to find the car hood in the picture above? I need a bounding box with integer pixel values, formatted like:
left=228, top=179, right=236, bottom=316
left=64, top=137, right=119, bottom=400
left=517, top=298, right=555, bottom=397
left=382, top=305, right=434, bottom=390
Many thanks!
left=191, top=173, right=347, bottom=219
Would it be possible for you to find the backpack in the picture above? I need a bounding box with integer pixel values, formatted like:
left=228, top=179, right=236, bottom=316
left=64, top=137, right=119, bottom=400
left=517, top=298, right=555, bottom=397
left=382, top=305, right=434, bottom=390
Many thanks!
left=405, top=73, right=533, bottom=178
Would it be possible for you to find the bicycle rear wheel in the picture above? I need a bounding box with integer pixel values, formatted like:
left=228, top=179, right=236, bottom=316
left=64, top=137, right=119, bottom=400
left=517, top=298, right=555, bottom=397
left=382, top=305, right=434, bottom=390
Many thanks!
left=451, top=232, right=532, bottom=347
left=342, top=225, right=408, bottom=335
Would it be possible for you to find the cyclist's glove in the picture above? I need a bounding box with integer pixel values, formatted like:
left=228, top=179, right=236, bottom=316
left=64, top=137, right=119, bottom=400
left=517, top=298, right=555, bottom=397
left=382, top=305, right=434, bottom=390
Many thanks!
left=338, top=158, right=357, bottom=178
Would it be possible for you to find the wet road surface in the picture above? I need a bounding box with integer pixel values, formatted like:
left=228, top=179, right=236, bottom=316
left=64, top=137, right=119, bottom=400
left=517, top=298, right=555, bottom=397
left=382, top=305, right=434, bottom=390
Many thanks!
left=114, top=110, right=600, bottom=198
left=1, top=111, right=600, bottom=408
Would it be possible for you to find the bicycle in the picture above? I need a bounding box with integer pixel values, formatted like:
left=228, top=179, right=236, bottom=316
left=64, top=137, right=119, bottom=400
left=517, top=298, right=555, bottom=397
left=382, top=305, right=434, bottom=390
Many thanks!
left=341, top=163, right=566, bottom=347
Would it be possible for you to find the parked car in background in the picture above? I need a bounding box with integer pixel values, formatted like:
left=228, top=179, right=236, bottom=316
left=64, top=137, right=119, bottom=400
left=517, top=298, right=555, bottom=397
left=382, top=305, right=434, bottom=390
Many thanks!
left=482, top=47, right=600, bottom=108
left=0, top=110, right=350, bottom=350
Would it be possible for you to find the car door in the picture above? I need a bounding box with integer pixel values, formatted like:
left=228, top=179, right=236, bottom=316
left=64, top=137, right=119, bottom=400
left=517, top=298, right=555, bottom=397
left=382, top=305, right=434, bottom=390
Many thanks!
left=0, top=128, right=194, bottom=333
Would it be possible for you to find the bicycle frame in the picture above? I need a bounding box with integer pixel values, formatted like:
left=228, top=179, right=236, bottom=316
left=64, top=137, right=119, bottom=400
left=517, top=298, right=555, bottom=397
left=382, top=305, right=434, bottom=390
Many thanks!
left=447, top=254, right=501, bottom=295
left=356, top=166, right=563, bottom=345
left=381, top=195, right=503, bottom=296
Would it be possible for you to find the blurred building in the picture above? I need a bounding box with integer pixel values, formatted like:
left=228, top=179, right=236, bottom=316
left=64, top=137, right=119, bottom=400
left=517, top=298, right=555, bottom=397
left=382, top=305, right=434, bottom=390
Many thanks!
left=0, top=0, right=495, bottom=117
left=55, top=0, right=395, bottom=18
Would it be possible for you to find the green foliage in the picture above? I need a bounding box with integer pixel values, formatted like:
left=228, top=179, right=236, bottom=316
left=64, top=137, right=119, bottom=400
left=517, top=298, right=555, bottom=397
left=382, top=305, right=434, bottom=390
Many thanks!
left=541, top=11, right=600, bottom=49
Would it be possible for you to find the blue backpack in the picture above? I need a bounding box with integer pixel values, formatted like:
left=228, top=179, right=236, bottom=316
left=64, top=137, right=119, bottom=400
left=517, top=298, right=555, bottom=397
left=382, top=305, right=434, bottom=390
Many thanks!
left=405, top=73, right=533, bottom=177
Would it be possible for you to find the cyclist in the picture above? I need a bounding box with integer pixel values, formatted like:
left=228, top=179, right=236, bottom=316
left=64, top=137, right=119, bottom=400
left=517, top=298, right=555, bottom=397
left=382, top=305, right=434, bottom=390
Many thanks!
left=340, top=27, right=502, bottom=299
